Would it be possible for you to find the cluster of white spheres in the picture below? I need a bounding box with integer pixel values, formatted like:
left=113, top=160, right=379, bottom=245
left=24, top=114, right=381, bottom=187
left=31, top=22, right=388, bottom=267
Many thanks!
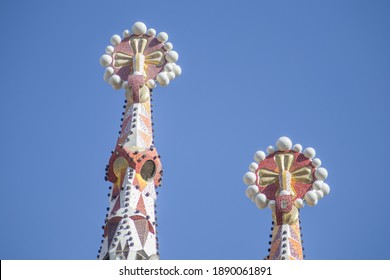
left=100, top=21, right=181, bottom=89
left=243, top=136, right=330, bottom=210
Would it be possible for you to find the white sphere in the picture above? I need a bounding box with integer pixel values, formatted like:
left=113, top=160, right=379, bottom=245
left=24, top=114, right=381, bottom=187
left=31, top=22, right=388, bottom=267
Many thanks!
left=315, top=190, right=324, bottom=199
left=166, top=71, right=176, bottom=80
left=156, top=72, right=170, bottom=86
left=111, top=83, right=122, bottom=90
left=293, top=144, right=302, bottom=153
left=268, top=200, right=276, bottom=210
left=105, top=67, right=114, bottom=76
left=109, top=74, right=121, bottom=86
left=164, top=42, right=173, bottom=51
left=147, top=28, right=156, bottom=37
left=100, top=54, right=112, bottom=67
left=315, top=167, right=328, bottom=180
left=110, top=34, right=121, bottom=46
left=305, top=191, right=318, bottom=206
left=313, top=180, right=323, bottom=190
left=122, top=81, right=129, bottom=89
left=172, top=64, right=182, bottom=76
left=303, top=147, right=316, bottom=159
left=312, top=158, right=322, bottom=167
left=253, top=150, right=266, bottom=163
left=164, top=63, right=174, bottom=72
left=276, top=136, right=292, bottom=151
left=146, top=79, right=156, bottom=89
left=294, top=198, right=304, bottom=208
left=122, top=30, right=130, bottom=38
left=166, top=51, right=179, bottom=63
left=132, top=22, right=147, bottom=35
left=249, top=162, right=258, bottom=172
left=321, top=183, right=330, bottom=196
left=255, top=193, right=268, bottom=209
left=280, top=190, right=291, bottom=196
left=105, top=46, right=114, bottom=54
left=157, top=32, right=168, bottom=43
left=267, top=145, right=275, bottom=155
left=245, top=185, right=259, bottom=199
left=243, top=172, right=256, bottom=186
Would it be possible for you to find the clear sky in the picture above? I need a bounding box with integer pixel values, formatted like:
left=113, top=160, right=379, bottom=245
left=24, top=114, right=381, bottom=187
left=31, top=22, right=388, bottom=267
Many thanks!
left=0, top=0, right=389, bottom=260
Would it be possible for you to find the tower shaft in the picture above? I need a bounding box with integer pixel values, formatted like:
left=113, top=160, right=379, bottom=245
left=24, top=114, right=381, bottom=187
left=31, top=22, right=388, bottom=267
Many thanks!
left=268, top=220, right=303, bottom=260
left=98, top=86, right=162, bottom=260
left=98, top=21, right=181, bottom=260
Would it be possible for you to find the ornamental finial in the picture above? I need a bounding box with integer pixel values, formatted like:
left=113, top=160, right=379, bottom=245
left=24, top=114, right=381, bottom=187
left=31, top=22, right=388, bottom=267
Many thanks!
left=244, top=136, right=330, bottom=225
left=99, top=21, right=181, bottom=91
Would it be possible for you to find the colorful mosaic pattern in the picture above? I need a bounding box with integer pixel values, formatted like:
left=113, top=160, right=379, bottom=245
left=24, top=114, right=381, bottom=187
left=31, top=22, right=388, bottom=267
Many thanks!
left=257, top=152, right=314, bottom=202
left=98, top=22, right=180, bottom=260
left=268, top=222, right=303, bottom=260
left=98, top=146, right=161, bottom=260
left=244, top=137, right=330, bottom=260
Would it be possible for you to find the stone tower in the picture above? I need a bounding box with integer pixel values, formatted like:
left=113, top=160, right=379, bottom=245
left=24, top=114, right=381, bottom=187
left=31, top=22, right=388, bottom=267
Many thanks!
left=97, top=22, right=181, bottom=260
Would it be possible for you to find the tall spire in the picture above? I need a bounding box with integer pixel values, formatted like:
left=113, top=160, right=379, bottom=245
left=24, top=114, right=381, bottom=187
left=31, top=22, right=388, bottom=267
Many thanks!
left=97, top=22, right=181, bottom=260
left=243, top=137, right=330, bottom=260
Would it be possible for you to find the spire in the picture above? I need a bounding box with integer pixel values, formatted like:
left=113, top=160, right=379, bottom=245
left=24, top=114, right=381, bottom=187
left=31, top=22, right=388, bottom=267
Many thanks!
left=97, top=21, right=181, bottom=260
left=243, top=136, right=330, bottom=260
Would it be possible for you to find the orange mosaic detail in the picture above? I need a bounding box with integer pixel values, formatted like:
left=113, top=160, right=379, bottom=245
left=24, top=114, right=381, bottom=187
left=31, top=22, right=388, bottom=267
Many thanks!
left=289, top=237, right=303, bottom=259
left=139, top=130, right=152, bottom=147
left=289, top=223, right=301, bottom=243
left=140, top=114, right=152, bottom=133
left=142, top=102, right=151, bottom=117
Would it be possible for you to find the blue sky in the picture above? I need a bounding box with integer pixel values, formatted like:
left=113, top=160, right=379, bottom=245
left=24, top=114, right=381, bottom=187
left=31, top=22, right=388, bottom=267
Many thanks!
left=0, top=0, right=389, bottom=260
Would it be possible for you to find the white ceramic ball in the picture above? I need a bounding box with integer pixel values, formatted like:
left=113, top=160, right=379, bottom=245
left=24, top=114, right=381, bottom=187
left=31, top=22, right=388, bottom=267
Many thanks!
left=280, top=190, right=291, bottom=196
left=122, top=30, right=130, bottom=38
left=156, top=72, right=169, bottom=86
left=110, top=35, right=121, bottom=46
left=166, top=51, right=179, bottom=63
left=164, top=42, right=173, bottom=51
left=132, top=22, right=147, bottom=35
left=122, top=81, right=129, bottom=89
left=105, top=46, right=114, bottom=54
left=243, top=172, right=256, bottom=186
left=147, top=28, right=156, bottom=37
left=305, top=191, right=318, bottom=206
left=157, top=32, right=168, bottom=43
left=249, top=162, right=258, bottom=172
left=172, top=64, right=182, bottom=76
left=321, top=183, right=330, bottom=196
left=100, top=54, right=112, bottom=67
left=303, top=147, right=316, bottom=159
left=315, top=190, right=324, bottom=199
left=313, top=180, right=323, bottom=190
left=267, top=146, right=275, bottom=155
left=109, top=74, right=121, bottom=86
left=315, top=167, right=328, bottom=180
left=111, top=83, right=122, bottom=90
left=245, top=185, right=259, bottom=199
left=146, top=79, right=156, bottom=89
left=105, top=67, right=114, bottom=76
left=166, top=71, right=176, bottom=80
left=164, top=63, right=173, bottom=72
left=255, top=193, right=268, bottom=209
left=293, top=144, right=302, bottom=153
left=312, top=158, right=322, bottom=167
left=294, top=198, right=304, bottom=208
left=268, top=200, right=276, bottom=210
left=253, top=151, right=266, bottom=163
left=276, top=136, right=292, bottom=151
